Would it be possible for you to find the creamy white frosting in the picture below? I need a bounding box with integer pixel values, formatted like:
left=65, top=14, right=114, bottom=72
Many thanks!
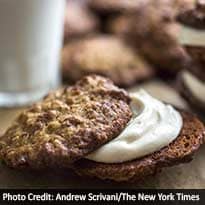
left=86, top=90, right=183, bottom=163
left=182, top=71, right=205, bottom=103
left=178, top=23, right=205, bottom=46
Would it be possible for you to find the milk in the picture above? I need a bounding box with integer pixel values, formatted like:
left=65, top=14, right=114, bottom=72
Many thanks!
left=0, top=0, right=66, bottom=106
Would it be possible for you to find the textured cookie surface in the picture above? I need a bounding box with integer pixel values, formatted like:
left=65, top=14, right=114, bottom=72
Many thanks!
left=62, top=36, right=154, bottom=86
left=0, top=75, right=132, bottom=169
left=73, top=111, right=205, bottom=182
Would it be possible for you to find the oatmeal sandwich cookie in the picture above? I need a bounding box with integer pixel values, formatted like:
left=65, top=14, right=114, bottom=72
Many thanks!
left=72, top=90, right=205, bottom=182
left=62, top=36, right=154, bottom=87
left=0, top=75, right=132, bottom=169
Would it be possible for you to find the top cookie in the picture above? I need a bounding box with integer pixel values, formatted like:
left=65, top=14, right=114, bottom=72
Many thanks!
left=0, top=75, right=132, bottom=169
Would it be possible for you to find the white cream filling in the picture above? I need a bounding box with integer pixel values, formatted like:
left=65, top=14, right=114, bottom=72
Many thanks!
left=86, top=90, right=183, bottom=163
left=178, top=23, right=205, bottom=46
left=182, top=70, right=205, bottom=103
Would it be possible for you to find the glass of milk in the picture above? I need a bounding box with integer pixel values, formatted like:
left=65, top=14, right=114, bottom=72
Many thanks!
left=0, top=0, right=66, bottom=107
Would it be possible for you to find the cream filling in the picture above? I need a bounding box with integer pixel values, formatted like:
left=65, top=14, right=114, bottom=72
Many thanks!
left=178, top=24, right=205, bottom=46
left=182, top=70, right=205, bottom=103
left=86, top=90, right=183, bottom=163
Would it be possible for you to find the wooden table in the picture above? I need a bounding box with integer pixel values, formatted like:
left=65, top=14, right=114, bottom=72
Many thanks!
left=0, top=80, right=204, bottom=188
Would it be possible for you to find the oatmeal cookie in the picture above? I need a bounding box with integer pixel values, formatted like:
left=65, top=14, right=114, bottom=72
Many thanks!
left=0, top=75, right=132, bottom=169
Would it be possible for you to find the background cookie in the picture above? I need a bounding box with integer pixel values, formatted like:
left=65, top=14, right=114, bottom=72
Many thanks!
left=89, top=0, right=145, bottom=15
left=123, top=0, right=193, bottom=75
left=64, top=0, right=99, bottom=42
left=88, top=0, right=147, bottom=32
left=177, top=0, right=205, bottom=80
left=73, top=111, right=205, bottom=182
left=106, top=0, right=194, bottom=35
left=0, top=75, right=132, bottom=169
left=62, top=35, right=154, bottom=87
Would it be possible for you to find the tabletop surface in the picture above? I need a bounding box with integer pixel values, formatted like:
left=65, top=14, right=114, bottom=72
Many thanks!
left=0, top=80, right=204, bottom=189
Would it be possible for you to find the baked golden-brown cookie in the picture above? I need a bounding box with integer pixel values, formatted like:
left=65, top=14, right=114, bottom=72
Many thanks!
left=62, top=36, right=154, bottom=87
left=73, top=111, right=205, bottom=182
left=0, top=75, right=132, bottom=169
